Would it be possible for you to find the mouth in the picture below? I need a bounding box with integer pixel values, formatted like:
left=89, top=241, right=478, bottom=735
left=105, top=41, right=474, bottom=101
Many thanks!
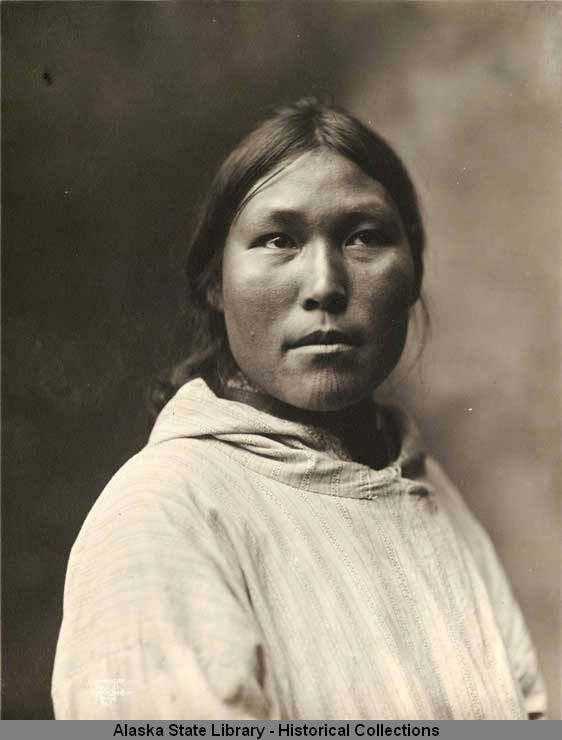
left=288, top=329, right=360, bottom=352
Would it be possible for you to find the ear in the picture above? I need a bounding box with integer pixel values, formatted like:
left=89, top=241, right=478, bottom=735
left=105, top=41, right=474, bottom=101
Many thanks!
left=206, top=280, right=224, bottom=313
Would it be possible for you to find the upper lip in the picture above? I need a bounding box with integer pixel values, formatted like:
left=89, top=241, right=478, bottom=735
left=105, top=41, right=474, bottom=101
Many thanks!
left=289, top=329, right=360, bottom=348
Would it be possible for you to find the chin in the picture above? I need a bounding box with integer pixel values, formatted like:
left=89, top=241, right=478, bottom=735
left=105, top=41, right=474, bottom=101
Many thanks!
left=278, top=380, right=373, bottom=413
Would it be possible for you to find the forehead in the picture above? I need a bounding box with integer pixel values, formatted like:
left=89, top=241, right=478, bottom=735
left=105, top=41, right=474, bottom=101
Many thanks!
left=234, top=149, right=396, bottom=224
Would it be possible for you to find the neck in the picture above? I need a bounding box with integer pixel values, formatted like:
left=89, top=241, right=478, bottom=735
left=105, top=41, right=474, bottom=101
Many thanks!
left=218, top=375, right=396, bottom=470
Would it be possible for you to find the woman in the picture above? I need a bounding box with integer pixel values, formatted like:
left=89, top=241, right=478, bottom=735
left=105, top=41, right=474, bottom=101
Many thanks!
left=52, top=99, right=546, bottom=720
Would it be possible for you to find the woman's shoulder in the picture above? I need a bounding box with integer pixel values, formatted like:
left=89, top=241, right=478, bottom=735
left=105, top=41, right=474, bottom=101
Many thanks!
left=93, top=437, right=213, bottom=510
left=421, top=453, right=506, bottom=578
left=379, top=402, right=497, bottom=561
left=68, top=436, right=231, bottom=567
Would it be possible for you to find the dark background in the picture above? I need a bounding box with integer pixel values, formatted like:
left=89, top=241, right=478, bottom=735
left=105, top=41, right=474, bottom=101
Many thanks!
left=3, top=1, right=560, bottom=719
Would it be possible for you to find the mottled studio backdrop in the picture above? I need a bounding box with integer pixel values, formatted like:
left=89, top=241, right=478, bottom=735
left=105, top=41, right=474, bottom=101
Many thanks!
left=3, top=1, right=560, bottom=720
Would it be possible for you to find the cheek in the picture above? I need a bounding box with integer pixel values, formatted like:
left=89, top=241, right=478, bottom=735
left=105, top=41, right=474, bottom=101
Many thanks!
left=222, top=251, right=295, bottom=318
left=221, top=258, right=287, bottom=359
left=356, top=253, right=416, bottom=320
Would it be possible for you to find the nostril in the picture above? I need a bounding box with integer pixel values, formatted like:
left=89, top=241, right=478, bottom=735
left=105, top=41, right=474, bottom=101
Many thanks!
left=304, top=292, right=347, bottom=313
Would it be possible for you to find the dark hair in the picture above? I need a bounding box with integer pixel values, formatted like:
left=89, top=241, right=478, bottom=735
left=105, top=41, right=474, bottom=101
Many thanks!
left=151, top=98, right=427, bottom=414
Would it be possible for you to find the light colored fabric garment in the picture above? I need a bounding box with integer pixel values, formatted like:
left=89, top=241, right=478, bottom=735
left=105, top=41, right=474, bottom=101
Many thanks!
left=52, top=378, right=546, bottom=720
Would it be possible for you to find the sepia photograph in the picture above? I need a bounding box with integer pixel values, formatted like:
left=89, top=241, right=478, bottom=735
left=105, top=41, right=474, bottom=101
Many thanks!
left=2, top=0, right=561, bottom=722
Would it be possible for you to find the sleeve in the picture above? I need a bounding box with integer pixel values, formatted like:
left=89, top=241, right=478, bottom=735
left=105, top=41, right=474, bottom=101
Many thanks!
left=425, top=457, right=548, bottom=719
left=51, top=449, right=274, bottom=720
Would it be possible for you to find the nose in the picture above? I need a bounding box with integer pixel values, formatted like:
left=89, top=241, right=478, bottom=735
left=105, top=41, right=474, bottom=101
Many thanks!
left=300, top=241, right=348, bottom=314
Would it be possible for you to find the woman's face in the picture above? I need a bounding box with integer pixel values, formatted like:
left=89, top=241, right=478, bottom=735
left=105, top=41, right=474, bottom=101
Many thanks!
left=218, top=149, right=416, bottom=412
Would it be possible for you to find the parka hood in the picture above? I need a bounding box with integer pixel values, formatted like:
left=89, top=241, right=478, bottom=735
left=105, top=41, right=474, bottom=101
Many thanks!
left=148, top=378, right=431, bottom=500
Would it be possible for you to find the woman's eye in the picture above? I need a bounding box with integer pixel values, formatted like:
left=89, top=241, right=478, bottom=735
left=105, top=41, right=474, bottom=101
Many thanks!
left=347, top=229, right=388, bottom=248
left=257, top=233, right=296, bottom=250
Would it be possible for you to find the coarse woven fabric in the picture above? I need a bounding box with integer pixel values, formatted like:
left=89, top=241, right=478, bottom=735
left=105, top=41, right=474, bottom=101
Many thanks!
left=52, top=378, right=547, bottom=720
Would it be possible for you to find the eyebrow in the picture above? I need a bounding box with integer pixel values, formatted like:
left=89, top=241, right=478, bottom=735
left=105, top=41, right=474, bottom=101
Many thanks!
left=244, top=202, right=400, bottom=229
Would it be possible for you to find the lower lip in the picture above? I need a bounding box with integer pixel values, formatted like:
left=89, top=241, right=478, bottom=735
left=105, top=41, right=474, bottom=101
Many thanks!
left=290, top=343, right=357, bottom=355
